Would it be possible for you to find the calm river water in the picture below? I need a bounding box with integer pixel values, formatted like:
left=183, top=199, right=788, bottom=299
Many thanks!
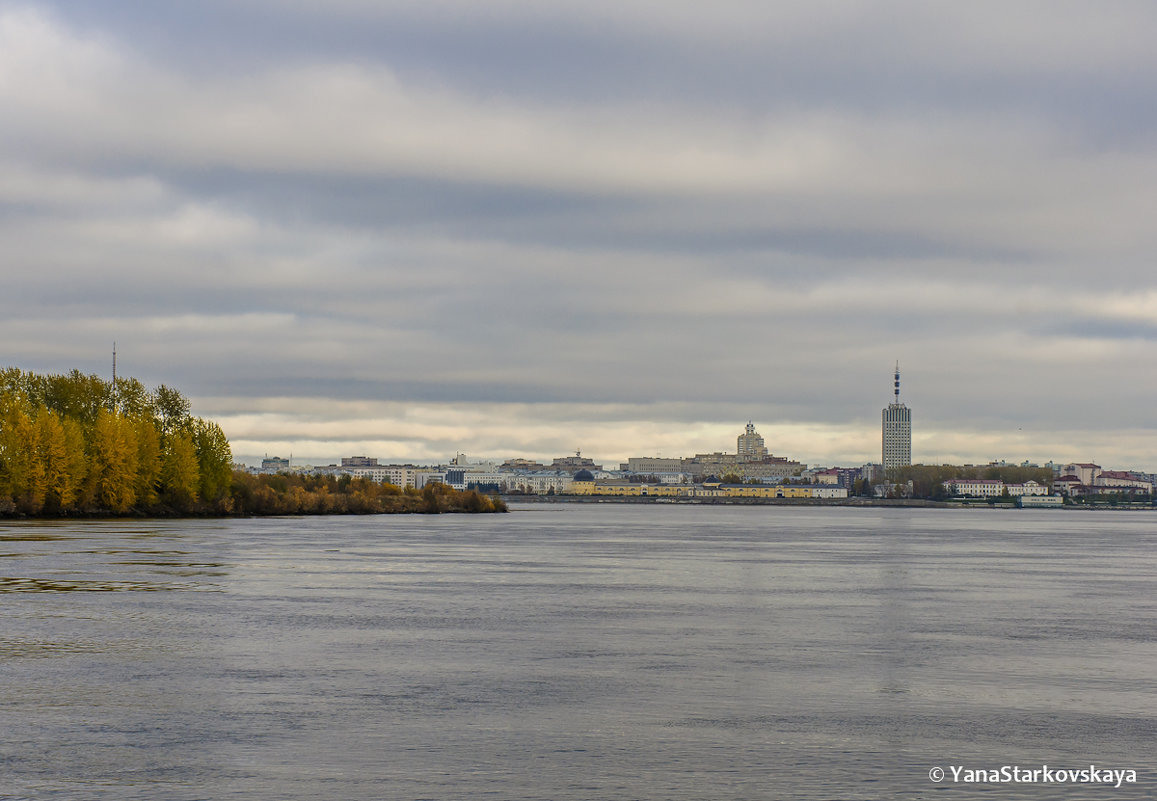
left=2, top=504, right=1155, bottom=800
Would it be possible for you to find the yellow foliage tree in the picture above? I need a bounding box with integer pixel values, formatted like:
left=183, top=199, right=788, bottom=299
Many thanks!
left=91, top=409, right=139, bottom=514
left=0, top=399, right=40, bottom=512
left=133, top=417, right=162, bottom=508
left=193, top=419, right=232, bottom=504
left=37, top=410, right=87, bottom=514
left=161, top=430, right=200, bottom=512
left=1, top=370, right=236, bottom=517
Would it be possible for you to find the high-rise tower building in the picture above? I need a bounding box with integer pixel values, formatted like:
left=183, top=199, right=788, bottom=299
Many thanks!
left=737, top=422, right=768, bottom=461
left=882, top=363, right=911, bottom=474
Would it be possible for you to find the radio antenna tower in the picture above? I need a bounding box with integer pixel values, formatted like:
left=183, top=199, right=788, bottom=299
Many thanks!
left=894, top=361, right=900, bottom=403
left=111, top=342, right=118, bottom=412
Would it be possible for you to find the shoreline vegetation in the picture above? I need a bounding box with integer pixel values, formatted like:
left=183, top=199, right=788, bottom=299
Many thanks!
left=229, top=473, right=507, bottom=516
left=0, top=368, right=505, bottom=518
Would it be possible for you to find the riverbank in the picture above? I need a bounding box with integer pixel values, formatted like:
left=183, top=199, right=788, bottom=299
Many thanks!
left=503, top=495, right=1155, bottom=510
left=0, top=476, right=507, bottom=519
left=505, top=495, right=947, bottom=508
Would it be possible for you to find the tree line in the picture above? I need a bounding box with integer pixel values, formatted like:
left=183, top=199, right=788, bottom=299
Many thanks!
left=230, top=473, right=507, bottom=515
left=1, top=367, right=507, bottom=518
left=889, top=463, right=1057, bottom=500
left=0, top=368, right=231, bottom=516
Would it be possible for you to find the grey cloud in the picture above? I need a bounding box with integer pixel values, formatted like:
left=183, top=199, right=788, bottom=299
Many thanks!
left=130, top=1, right=1157, bottom=144
left=4, top=3, right=1157, bottom=468
left=1041, top=318, right=1157, bottom=342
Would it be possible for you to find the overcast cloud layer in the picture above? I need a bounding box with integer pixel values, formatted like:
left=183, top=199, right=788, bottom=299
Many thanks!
left=4, top=1, right=1156, bottom=469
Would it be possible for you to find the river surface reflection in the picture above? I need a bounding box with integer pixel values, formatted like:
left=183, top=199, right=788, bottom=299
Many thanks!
left=2, top=506, right=1155, bottom=799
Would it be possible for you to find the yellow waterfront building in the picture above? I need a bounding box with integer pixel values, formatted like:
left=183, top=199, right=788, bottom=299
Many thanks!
left=570, top=480, right=847, bottom=499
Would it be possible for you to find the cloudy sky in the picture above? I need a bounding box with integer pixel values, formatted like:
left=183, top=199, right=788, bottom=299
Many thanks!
left=4, top=1, right=1156, bottom=470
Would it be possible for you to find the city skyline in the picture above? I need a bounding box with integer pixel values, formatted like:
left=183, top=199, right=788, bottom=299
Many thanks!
left=240, top=414, right=1127, bottom=479
left=15, top=345, right=1148, bottom=474
left=4, top=3, right=1156, bottom=472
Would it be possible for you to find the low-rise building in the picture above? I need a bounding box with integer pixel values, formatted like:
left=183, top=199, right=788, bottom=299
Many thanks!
left=1053, top=475, right=1082, bottom=495
left=1052, top=470, right=1152, bottom=497
left=1018, top=495, right=1064, bottom=508
left=375, top=465, right=420, bottom=489
left=943, top=478, right=1049, bottom=498
left=504, top=471, right=574, bottom=495
left=501, top=458, right=547, bottom=472
left=809, top=485, right=851, bottom=499
left=347, top=466, right=395, bottom=483
left=413, top=471, right=446, bottom=490
left=1094, top=471, right=1152, bottom=492
left=622, top=457, right=684, bottom=474
left=341, top=456, right=379, bottom=468
left=1062, top=463, right=1101, bottom=485
left=551, top=453, right=602, bottom=474
left=1007, top=480, right=1049, bottom=497
left=445, top=469, right=505, bottom=491
left=570, top=480, right=846, bottom=500
left=260, top=456, right=290, bottom=474
left=813, top=468, right=841, bottom=485
left=943, top=478, right=1006, bottom=497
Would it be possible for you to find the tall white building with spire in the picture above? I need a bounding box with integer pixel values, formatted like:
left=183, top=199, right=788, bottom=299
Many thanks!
left=882, top=364, right=911, bottom=474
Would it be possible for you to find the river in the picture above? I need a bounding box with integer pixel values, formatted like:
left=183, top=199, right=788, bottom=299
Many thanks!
left=2, top=504, right=1154, bottom=799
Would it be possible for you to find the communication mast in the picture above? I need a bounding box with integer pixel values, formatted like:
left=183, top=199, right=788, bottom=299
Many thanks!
left=111, top=342, right=118, bottom=412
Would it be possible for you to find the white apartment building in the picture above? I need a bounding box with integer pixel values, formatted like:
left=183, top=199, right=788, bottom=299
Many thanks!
left=1094, top=471, right=1152, bottom=492
left=504, top=472, right=574, bottom=494
left=412, top=471, right=446, bottom=490
left=809, top=485, right=850, bottom=499
left=944, top=478, right=1005, bottom=497
left=347, top=466, right=394, bottom=483
left=1006, top=480, right=1048, bottom=497
left=378, top=466, right=419, bottom=489
left=444, top=470, right=506, bottom=491
left=943, top=479, right=1049, bottom=497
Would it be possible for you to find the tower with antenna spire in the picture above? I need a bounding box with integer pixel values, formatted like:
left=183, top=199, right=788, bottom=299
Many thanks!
left=881, top=362, right=911, bottom=475
left=110, top=342, right=118, bottom=412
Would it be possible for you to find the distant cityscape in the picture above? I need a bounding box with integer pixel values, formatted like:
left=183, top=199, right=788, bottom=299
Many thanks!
left=243, top=369, right=1154, bottom=504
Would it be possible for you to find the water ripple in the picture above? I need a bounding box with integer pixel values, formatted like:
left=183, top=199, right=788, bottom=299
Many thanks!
left=0, top=576, right=201, bottom=593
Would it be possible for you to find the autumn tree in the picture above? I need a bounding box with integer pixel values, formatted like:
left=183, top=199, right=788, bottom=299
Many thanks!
left=115, top=376, right=153, bottom=419
left=90, top=409, right=139, bottom=514
left=133, top=417, right=162, bottom=508
left=37, top=410, right=88, bottom=514
left=160, top=429, right=200, bottom=512
left=153, top=384, right=191, bottom=437
left=0, top=368, right=235, bottom=516
left=192, top=419, right=232, bottom=505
